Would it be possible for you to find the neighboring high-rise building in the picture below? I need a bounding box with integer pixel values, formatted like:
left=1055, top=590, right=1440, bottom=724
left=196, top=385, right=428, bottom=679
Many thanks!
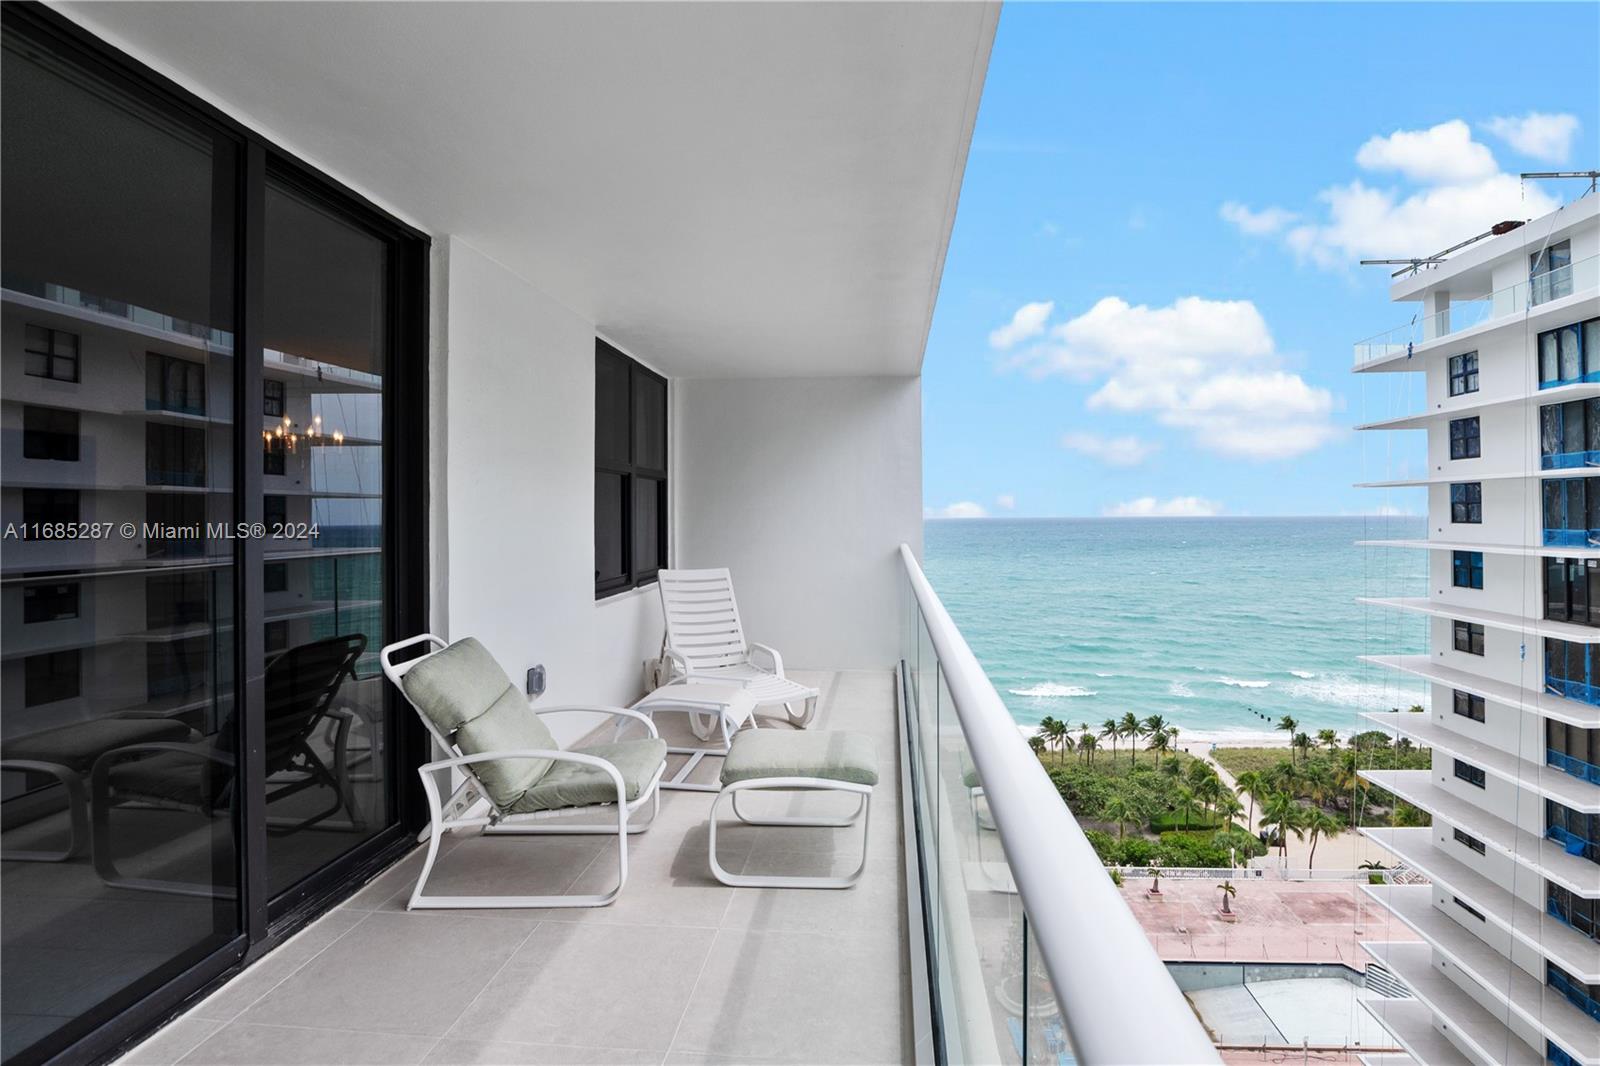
left=1356, top=196, right=1600, bottom=1066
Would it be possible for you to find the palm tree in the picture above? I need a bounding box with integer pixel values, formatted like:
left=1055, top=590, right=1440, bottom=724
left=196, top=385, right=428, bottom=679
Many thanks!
left=1120, top=712, right=1142, bottom=765
left=1303, top=807, right=1344, bottom=871
left=1028, top=734, right=1046, bottom=759
left=1214, top=791, right=1246, bottom=830
left=1301, top=761, right=1335, bottom=809
left=1079, top=732, right=1099, bottom=765
left=1102, top=790, right=1140, bottom=839
left=1100, top=718, right=1120, bottom=762
left=1260, top=792, right=1306, bottom=862
left=1317, top=728, right=1339, bottom=752
left=1292, top=731, right=1314, bottom=764
left=1195, top=776, right=1225, bottom=820
left=1217, top=879, right=1236, bottom=915
left=1277, top=715, right=1298, bottom=760
left=1234, top=770, right=1264, bottom=830
left=1142, top=715, right=1168, bottom=749
left=1147, top=727, right=1173, bottom=760
left=1041, top=717, right=1067, bottom=763
left=1172, top=785, right=1200, bottom=829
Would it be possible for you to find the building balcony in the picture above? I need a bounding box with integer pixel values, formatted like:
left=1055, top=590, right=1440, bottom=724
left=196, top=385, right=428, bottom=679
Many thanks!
left=1360, top=596, right=1600, bottom=647
left=1546, top=527, right=1600, bottom=549
left=1359, top=941, right=1546, bottom=1065
left=1358, top=770, right=1596, bottom=895
left=1359, top=998, right=1472, bottom=1066
left=115, top=548, right=1218, bottom=1066
left=1363, top=883, right=1600, bottom=1063
left=1359, top=655, right=1600, bottom=729
left=1360, top=711, right=1600, bottom=813
left=1359, top=827, right=1600, bottom=983
left=1353, top=254, right=1600, bottom=371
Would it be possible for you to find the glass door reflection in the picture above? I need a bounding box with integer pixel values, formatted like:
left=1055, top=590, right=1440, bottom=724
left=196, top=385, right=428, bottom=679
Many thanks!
left=258, top=178, right=394, bottom=901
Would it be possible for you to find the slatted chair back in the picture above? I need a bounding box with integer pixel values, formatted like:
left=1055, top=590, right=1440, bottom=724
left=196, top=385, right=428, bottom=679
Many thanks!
left=263, top=633, right=366, bottom=774
left=658, top=568, right=750, bottom=675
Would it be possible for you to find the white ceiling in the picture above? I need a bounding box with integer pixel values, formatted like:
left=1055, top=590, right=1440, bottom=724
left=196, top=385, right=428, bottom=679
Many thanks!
left=57, top=1, right=998, bottom=378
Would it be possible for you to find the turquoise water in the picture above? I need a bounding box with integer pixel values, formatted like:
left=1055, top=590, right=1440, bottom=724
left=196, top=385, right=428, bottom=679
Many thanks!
left=921, top=517, right=1432, bottom=742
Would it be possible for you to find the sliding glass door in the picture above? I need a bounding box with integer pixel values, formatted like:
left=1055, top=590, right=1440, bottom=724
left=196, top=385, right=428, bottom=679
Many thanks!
left=0, top=10, right=427, bottom=1064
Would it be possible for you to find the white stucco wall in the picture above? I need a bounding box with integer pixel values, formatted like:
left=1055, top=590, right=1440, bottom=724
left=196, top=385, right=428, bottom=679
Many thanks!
left=674, top=375, right=923, bottom=670
left=435, top=238, right=663, bottom=742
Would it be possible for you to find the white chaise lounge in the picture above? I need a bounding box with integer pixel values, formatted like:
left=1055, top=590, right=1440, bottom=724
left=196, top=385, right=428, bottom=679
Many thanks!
left=657, top=568, right=819, bottom=728
left=381, top=635, right=666, bottom=909
left=708, top=730, right=878, bottom=889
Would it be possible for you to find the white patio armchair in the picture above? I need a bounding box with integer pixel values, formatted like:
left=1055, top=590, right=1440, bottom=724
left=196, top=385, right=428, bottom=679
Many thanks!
left=657, top=568, right=819, bottom=729
left=381, top=635, right=666, bottom=909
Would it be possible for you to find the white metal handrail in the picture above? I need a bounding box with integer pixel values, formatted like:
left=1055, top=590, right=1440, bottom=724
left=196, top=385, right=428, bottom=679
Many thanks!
left=900, top=544, right=1220, bottom=1066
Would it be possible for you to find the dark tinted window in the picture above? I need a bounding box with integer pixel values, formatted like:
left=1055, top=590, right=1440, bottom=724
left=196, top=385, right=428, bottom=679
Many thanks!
left=595, top=340, right=668, bottom=598
left=22, top=406, right=79, bottom=461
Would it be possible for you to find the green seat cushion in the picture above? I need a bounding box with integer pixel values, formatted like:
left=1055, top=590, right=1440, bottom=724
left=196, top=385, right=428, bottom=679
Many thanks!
left=401, top=638, right=516, bottom=733
left=402, top=639, right=559, bottom=808
left=506, top=738, right=667, bottom=814
left=720, top=730, right=878, bottom=787
left=3, top=718, right=192, bottom=772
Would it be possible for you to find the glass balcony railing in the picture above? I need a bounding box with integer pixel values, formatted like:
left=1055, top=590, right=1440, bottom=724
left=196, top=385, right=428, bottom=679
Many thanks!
left=1542, top=527, right=1600, bottom=549
left=1547, top=748, right=1600, bottom=786
left=898, top=545, right=1219, bottom=1066
left=1353, top=255, right=1598, bottom=366
left=1543, top=450, right=1600, bottom=470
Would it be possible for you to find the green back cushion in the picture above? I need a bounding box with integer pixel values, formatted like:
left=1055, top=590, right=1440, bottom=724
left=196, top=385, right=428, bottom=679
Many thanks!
left=401, top=638, right=557, bottom=807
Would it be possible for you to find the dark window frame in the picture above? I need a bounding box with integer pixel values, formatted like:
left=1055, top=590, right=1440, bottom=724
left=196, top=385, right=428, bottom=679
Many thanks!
left=145, top=351, right=206, bottom=415
left=263, top=378, right=285, bottom=417
left=1, top=8, right=434, bottom=1064
left=1448, top=416, right=1480, bottom=460
left=1453, top=759, right=1487, bottom=788
left=1447, top=351, right=1478, bottom=397
left=594, top=339, right=668, bottom=599
left=1453, top=620, right=1485, bottom=656
left=21, top=488, right=80, bottom=534
left=1452, top=550, right=1484, bottom=590
left=1453, top=896, right=1486, bottom=921
left=1452, top=689, right=1486, bottom=722
left=1450, top=481, right=1482, bottom=524
left=24, top=323, right=80, bottom=382
left=1452, top=827, right=1487, bottom=854
left=22, top=405, right=80, bottom=461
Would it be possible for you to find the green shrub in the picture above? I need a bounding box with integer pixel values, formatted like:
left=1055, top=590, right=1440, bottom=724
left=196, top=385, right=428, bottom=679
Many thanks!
left=1148, top=812, right=1226, bottom=833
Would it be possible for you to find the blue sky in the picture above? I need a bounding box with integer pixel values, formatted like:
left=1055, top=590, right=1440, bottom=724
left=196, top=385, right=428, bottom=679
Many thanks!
left=922, top=2, right=1600, bottom=519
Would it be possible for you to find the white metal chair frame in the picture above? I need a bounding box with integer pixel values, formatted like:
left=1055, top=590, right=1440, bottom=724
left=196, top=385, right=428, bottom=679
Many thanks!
left=381, top=634, right=665, bottom=910
left=708, top=777, right=871, bottom=889
left=658, top=568, right=818, bottom=727
left=633, top=684, right=756, bottom=792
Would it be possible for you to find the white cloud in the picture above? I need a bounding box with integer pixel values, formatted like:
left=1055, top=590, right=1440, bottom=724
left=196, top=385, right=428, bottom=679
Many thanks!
left=1285, top=172, right=1560, bottom=268
left=995, top=494, right=1016, bottom=510
left=1104, top=496, right=1223, bottom=518
left=1355, top=120, right=1499, bottom=185
left=1229, top=120, right=1564, bottom=270
left=1220, top=201, right=1298, bottom=236
left=1369, top=503, right=1414, bottom=517
left=1483, top=112, right=1580, bottom=164
left=1003, top=295, right=1338, bottom=460
left=1061, top=431, right=1160, bottom=467
left=988, top=301, right=1054, bottom=351
left=932, top=501, right=987, bottom=519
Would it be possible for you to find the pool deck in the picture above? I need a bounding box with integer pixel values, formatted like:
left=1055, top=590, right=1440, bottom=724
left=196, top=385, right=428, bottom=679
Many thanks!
left=1120, top=878, right=1423, bottom=969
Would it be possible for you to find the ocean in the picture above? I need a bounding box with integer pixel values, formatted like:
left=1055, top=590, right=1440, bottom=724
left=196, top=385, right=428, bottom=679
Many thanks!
left=921, top=516, right=1433, bottom=745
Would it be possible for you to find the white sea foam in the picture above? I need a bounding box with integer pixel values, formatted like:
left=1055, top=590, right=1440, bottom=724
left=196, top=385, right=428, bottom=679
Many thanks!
left=1283, top=675, right=1422, bottom=712
left=1168, top=681, right=1195, bottom=698
left=1094, top=672, right=1116, bottom=678
left=1215, top=676, right=1270, bottom=689
left=1009, top=683, right=1097, bottom=698
left=1289, top=669, right=1316, bottom=679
